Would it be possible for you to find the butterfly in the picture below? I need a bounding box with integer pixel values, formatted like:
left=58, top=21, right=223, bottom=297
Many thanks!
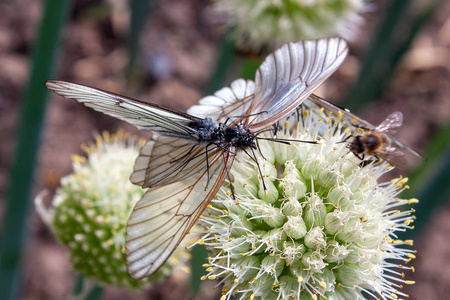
left=45, top=37, right=348, bottom=279
left=303, top=94, right=424, bottom=169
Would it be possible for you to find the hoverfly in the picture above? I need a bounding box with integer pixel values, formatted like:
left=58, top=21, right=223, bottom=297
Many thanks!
left=305, top=94, right=424, bottom=169
left=46, top=38, right=348, bottom=279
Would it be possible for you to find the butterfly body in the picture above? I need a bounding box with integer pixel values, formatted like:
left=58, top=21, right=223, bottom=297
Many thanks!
left=221, top=123, right=256, bottom=149
left=46, top=37, right=349, bottom=279
left=188, top=118, right=255, bottom=150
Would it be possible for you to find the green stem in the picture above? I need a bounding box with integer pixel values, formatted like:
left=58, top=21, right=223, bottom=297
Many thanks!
left=0, top=1, right=71, bottom=299
left=342, top=1, right=439, bottom=111
left=206, top=34, right=236, bottom=95
left=72, top=273, right=104, bottom=300
left=127, top=0, right=155, bottom=81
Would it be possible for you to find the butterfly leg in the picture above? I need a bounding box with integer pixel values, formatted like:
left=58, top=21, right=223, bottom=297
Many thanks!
left=255, top=137, right=268, bottom=161
left=220, top=148, right=236, bottom=199
left=241, top=146, right=268, bottom=193
left=204, top=144, right=211, bottom=190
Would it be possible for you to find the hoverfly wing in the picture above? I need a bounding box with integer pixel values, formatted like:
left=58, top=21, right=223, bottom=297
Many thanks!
left=131, top=135, right=217, bottom=188
left=382, top=136, right=425, bottom=166
left=375, top=146, right=408, bottom=170
left=375, top=111, right=403, bottom=133
left=306, top=94, right=375, bottom=129
left=126, top=147, right=234, bottom=279
left=248, top=38, right=349, bottom=131
left=187, top=79, right=255, bottom=121
left=45, top=80, right=201, bottom=138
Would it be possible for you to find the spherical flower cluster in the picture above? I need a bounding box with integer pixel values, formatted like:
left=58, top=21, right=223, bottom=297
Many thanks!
left=215, top=0, right=366, bottom=51
left=35, top=131, right=192, bottom=290
left=198, top=105, right=417, bottom=300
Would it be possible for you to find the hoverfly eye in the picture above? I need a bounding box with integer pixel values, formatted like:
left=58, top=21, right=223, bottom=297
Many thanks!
left=350, top=136, right=365, bottom=154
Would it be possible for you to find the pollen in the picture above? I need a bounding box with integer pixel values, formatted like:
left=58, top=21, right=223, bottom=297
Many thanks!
left=408, top=198, right=419, bottom=204
left=407, top=253, right=416, bottom=259
left=71, top=154, right=87, bottom=163
left=285, top=121, right=290, bottom=130
left=318, top=107, right=324, bottom=116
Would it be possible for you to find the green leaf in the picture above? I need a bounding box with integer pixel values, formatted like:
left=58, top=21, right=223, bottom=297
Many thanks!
left=190, top=244, right=208, bottom=294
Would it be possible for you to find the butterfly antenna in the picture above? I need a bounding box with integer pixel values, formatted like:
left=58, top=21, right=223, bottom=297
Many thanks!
left=257, top=137, right=318, bottom=144
left=229, top=110, right=269, bottom=119
left=254, top=128, right=277, bottom=138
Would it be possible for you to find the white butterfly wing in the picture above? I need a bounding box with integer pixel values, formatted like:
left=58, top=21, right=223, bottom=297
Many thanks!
left=247, top=38, right=349, bottom=131
left=131, top=135, right=220, bottom=188
left=45, top=80, right=200, bottom=138
left=126, top=146, right=233, bottom=279
left=187, top=79, right=255, bottom=121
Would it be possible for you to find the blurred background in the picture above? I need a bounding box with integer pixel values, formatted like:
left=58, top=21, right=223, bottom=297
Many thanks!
left=0, top=0, right=449, bottom=299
